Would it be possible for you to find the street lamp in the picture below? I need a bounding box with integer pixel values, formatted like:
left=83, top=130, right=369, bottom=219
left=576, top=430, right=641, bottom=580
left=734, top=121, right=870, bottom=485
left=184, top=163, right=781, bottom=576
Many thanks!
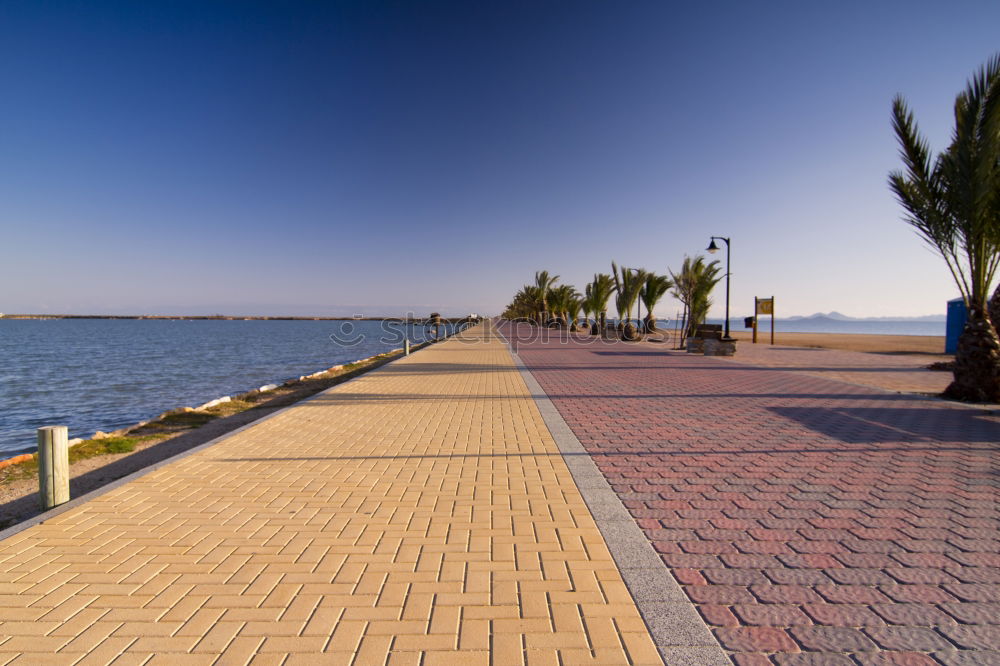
left=706, top=236, right=733, bottom=341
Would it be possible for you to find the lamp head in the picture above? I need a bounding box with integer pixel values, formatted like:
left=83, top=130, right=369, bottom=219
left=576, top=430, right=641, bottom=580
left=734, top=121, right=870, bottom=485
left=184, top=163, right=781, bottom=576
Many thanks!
left=707, top=239, right=720, bottom=254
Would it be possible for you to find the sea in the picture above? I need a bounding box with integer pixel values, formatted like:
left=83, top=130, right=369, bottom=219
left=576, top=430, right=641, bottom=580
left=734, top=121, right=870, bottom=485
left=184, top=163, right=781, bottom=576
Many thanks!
left=0, top=319, right=460, bottom=457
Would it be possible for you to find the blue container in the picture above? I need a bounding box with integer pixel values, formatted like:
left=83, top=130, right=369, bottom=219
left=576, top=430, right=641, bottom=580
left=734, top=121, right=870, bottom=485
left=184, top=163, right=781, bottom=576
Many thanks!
left=945, top=298, right=967, bottom=354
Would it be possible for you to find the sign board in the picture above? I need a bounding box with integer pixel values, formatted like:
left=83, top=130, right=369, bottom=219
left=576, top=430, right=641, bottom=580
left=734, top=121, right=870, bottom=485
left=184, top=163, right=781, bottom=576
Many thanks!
left=753, top=297, right=775, bottom=344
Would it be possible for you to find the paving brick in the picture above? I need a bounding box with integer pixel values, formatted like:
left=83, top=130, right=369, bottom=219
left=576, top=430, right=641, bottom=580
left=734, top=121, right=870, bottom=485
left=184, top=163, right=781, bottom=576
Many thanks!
left=510, top=323, right=1000, bottom=664
left=773, top=654, right=855, bottom=665
left=789, top=626, right=877, bottom=652
left=880, top=585, right=958, bottom=604
left=871, top=603, right=954, bottom=626
left=714, top=626, right=797, bottom=652
left=937, top=650, right=1000, bottom=665
left=938, top=625, right=1000, bottom=650
left=801, top=603, right=884, bottom=626
left=852, top=653, right=938, bottom=666
left=697, top=604, right=740, bottom=627
left=0, top=324, right=660, bottom=665
left=732, top=604, right=812, bottom=627
left=815, top=585, right=893, bottom=605
left=750, top=585, right=823, bottom=605
left=686, top=585, right=755, bottom=605
left=864, top=626, right=953, bottom=651
left=731, top=654, right=772, bottom=666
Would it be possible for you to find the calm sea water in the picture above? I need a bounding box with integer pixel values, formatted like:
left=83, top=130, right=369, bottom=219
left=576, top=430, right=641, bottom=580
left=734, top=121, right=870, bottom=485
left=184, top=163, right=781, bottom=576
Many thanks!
left=0, top=319, right=457, bottom=457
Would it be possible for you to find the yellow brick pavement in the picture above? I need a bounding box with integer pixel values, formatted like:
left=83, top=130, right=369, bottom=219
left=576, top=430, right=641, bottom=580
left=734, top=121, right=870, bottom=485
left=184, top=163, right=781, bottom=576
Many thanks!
left=0, top=323, right=660, bottom=665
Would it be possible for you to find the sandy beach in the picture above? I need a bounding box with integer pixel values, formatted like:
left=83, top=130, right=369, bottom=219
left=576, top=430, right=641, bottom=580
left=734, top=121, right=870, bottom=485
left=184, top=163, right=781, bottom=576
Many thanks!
left=727, top=330, right=948, bottom=356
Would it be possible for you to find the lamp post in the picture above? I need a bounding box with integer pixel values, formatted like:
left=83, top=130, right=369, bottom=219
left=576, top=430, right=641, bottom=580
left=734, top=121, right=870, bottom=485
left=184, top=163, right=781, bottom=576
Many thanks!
left=706, top=236, right=733, bottom=341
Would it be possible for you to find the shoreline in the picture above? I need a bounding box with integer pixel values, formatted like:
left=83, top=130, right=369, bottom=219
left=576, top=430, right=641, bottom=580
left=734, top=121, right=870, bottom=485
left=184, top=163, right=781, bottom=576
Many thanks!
left=0, top=348, right=403, bottom=460
left=0, top=336, right=448, bottom=529
left=0, top=314, right=477, bottom=322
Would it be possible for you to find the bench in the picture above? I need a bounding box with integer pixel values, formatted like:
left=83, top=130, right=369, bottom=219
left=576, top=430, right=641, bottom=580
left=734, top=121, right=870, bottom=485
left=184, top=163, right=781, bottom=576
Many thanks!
left=686, top=324, right=736, bottom=356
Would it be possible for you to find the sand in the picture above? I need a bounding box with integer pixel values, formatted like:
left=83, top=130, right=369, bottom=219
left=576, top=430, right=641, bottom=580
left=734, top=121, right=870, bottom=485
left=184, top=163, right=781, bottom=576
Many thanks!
left=727, top=331, right=949, bottom=356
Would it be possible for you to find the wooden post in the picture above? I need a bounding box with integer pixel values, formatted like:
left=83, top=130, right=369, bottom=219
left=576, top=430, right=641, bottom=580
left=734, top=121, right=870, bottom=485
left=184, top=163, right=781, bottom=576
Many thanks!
left=752, top=298, right=758, bottom=343
left=38, top=426, right=70, bottom=510
left=770, top=295, right=775, bottom=345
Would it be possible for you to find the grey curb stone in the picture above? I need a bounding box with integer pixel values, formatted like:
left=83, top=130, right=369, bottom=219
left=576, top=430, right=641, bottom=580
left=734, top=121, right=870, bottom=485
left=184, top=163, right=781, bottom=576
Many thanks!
left=505, top=340, right=730, bottom=665
left=660, top=647, right=733, bottom=666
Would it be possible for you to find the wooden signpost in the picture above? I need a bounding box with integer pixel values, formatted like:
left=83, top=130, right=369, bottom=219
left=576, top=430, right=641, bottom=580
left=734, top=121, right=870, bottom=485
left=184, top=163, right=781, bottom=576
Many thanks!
left=753, top=297, right=775, bottom=344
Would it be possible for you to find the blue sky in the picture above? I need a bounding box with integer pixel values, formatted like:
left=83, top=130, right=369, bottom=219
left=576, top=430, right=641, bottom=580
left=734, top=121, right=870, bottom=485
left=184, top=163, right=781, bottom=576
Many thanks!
left=1, top=1, right=998, bottom=317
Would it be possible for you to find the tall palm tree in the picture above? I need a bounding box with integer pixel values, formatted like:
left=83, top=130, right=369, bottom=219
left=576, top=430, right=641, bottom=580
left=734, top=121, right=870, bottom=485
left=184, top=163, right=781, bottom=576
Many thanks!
left=889, top=54, right=1000, bottom=402
left=688, top=261, right=722, bottom=338
left=566, top=294, right=584, bottom=332
left=611, top=262, right=626, bottom=334
left=614, top=290, right=628, bottom=333
left=990, top=287, right=1000, bottom=331
left=547, top=284, right=580, bottom=329
left=589, top=273, right=615, bottom=334
left=582, top=283, right=598, bottom=334
left=534, top=271, right=560, bottom=325
left=545, top=285, right=565, bottom=328
left=640, top=273, right=674, bottom=333
left=612, top=263, right=646, bottom=340
left=670, top=256, right=722, bottom=339
left=502, top=285, right=538, bottom=320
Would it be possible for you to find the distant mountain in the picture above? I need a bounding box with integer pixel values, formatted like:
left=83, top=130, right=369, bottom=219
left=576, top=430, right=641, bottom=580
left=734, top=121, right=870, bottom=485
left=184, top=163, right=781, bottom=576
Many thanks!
left=783, top=311, right=946, bottom=322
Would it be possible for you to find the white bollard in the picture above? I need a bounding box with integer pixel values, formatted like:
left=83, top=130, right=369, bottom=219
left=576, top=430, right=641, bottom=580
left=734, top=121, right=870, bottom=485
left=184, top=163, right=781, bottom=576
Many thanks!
left=38, top=426, right=70, bottom=510
left=404, top=338, right=411, bottom=356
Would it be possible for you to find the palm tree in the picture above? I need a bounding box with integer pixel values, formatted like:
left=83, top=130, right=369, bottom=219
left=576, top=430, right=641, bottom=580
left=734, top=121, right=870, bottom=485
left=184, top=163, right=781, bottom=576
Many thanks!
left=534, top=271, right=560, bottom=325
left=889, top=54, right=1000, bottom=402
left=611, top=262, right=626, bottom=334
left=589, top=273, right=615, bottom=334
left=991, top=287, right=1000, bottom=331
left=582, top=283, right=598, bottom=333
left=546, top=284, right=581, bottom=329
left=689, top=262, right=722, bottom=338
left=566, top=293, right=584, bottom=332
left=613, top=290, right=627, bottom=334
left=502, top=285, right=543, bottom=321
left=612, top=263, right=647, bottom=340
left=640, top=273, right=673, bottom=333
left=545, top=285, right=565, bottom=328
left=670, top=256, right=722, bottom=339
left=669, top=265, right=691, bottom=346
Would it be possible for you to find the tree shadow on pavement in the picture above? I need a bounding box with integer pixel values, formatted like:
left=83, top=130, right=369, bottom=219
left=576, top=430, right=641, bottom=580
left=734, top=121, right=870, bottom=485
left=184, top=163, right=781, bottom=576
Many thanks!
left=767, top=406, right=1000, bottom=445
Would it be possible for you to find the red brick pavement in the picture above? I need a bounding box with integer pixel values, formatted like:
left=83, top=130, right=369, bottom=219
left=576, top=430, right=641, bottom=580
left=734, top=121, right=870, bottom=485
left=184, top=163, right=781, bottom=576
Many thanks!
left=506, top=325, right=1000, bottom=665
left=701, top=341, right=951, bottom=397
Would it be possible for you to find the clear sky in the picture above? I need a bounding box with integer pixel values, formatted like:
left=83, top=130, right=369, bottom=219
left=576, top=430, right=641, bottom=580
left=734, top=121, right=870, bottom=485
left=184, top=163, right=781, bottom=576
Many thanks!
left=1, top=1, right=998, bottom=318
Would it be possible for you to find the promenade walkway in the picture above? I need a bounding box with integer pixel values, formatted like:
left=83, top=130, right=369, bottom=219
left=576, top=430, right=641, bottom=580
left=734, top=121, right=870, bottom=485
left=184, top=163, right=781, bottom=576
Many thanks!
left=0, top=324, right=667, bottom=665
left=508, top=323, right=999, bottom=665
